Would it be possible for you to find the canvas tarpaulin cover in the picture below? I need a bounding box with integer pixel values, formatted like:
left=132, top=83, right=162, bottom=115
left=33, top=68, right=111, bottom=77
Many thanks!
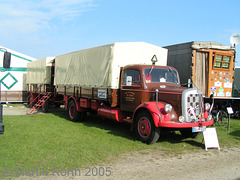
left=54, top=42, right=168, bottom=89
left=26, top=57, right=55, bottom=84
left=191, top=41, right=234, bottom=50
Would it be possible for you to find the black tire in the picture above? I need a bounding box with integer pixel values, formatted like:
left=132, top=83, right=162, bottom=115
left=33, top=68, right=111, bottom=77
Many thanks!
left=42, top=100, right=49, bottom=113
left=68, top=100, right=87, bottom=122
left=134, top=110, right=160, bottom=144
left=217, top=110, right=228, bottom=127
left=68, top=100, right=80, bottom=122
left=180, top=128, right=202, bottom=138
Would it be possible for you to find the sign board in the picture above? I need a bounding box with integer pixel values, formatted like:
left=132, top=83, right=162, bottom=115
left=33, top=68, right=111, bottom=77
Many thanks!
left=227, top=107, right=234, bottom=114
left=226, top=107, right=233, bottom=133
left=98, top=90, right=107, bottom=99
left=203, top=128, right=220, bottom=151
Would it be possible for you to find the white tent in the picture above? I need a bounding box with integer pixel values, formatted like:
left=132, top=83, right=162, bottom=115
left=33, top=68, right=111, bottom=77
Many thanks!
left=0, top=46, right=36, bottom=102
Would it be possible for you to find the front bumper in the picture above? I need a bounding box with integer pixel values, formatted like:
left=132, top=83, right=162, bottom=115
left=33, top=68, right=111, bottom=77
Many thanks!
left=0, top=123, right=4, bottom=134
left=159, top=119, right=214, bottom=128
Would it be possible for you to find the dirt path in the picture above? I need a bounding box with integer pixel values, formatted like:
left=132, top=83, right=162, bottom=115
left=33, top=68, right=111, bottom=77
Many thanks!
left=2, top=104, right=29, bottom=115
left=100, top=146, right=240, bottom=180
left=14, top=146, right=240, bottom=180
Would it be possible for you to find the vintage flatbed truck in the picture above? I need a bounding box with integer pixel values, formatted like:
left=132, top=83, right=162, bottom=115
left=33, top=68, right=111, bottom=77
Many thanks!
left=26, top=42, right=213, bottom=144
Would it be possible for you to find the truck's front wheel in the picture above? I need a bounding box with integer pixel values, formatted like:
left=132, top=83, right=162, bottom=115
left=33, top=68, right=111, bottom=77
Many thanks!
left=134, top=111, right=160, bottom=144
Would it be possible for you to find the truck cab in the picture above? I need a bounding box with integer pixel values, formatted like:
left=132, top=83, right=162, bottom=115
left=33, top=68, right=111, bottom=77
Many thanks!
left=121, top=65, right=180, bottom=112
left=120, top=64, right=213, bottom=144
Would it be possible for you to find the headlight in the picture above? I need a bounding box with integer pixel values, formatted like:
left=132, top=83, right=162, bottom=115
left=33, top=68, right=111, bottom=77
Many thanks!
left=204, top=103, right=211, bottom=111
left=179, top=116, right=185, bottom=123
left=164, top=104, right=172, bottom=113
left=207, top=114, right=212, bottom=121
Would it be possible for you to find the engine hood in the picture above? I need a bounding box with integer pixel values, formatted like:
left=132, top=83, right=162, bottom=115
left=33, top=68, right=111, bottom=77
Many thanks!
left=148, top=84, right=188, bottom=94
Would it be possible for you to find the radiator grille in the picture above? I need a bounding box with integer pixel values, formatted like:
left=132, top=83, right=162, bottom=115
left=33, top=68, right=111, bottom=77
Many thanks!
left=182, top=89, right=204, bottom=122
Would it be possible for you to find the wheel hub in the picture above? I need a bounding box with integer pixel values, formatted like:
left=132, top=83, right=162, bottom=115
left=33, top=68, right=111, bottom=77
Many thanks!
left=138, top=118, right=151, bottom=138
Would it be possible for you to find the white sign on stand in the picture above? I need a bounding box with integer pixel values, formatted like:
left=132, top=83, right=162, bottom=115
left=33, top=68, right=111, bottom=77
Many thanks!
left=203, top=128, right=220, bottom=151
left=227, top=107, right=234, bottom=114
left=226, top=107, right=233, bottom=132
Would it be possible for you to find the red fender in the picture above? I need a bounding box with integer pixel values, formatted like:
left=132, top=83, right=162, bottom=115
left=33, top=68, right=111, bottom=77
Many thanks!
left=133, top=102, right=171, bottom=127
left=65, top=96, right=80, bottom=111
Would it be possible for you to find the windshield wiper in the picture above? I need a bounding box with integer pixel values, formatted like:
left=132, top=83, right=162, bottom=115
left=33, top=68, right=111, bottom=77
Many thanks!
left=169, top=67, right=179, bottom=81
left=147, top=66, right=154, bottom=76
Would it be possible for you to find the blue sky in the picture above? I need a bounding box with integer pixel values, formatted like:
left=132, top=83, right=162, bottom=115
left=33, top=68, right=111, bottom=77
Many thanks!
left=0, top=0, right=240, bottom=65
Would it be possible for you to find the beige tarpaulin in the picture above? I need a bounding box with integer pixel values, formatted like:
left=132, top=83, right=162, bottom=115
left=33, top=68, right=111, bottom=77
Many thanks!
left=54, top=42, right=168, bottom=89
left=191, top=41, right=234, bottom=50
left=26, top=57, right=55, bottom=84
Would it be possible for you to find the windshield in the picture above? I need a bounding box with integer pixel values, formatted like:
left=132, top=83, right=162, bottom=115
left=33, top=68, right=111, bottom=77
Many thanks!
left=144, top=67, right=179, bottom=84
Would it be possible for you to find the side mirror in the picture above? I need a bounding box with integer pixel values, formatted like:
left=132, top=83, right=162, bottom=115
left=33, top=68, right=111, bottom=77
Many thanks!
left=3, top=51, right=11, bottom=69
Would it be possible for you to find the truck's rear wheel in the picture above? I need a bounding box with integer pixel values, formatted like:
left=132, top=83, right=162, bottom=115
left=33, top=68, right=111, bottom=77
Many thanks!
left=68, top=100, right=86, bottom=122
left=68, top=100, right=79, bottom=122
left=134, top=111, right=160, bottom=144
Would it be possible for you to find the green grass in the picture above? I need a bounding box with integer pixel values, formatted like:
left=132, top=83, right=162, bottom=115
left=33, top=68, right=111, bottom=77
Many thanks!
left=0, top=111, right=147, bottom=177
left=0, top=109, right=239, bottom=178
left=216, top=119, right=240, bottom=146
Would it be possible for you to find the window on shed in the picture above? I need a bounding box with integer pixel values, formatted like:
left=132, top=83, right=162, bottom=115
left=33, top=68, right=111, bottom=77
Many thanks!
left=213, top=55, right=231, bottom=69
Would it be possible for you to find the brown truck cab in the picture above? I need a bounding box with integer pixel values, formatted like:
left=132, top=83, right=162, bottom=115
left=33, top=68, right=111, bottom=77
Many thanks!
left=119, top=64, right=213, bottom=144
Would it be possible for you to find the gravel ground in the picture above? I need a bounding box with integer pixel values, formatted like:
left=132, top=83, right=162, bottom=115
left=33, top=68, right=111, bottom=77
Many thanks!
left=101, top=146, right=240, bottom=180
left=2, top=104, right=29, bottom=115
left=13, top=147, right=240, bottom=180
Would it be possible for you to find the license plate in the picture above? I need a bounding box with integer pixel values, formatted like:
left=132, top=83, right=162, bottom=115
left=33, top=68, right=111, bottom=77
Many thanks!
left=192, top=126, right=206, bottom=132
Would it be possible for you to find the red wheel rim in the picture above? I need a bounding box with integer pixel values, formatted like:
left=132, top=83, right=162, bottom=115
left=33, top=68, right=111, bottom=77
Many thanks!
left=69, top=105, right=75, bottom=118
left=138, top=118, right=151, bottom=138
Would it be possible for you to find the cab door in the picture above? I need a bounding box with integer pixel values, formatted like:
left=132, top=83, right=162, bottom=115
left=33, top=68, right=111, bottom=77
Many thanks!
left=120, top=68, right=143, bottom=112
